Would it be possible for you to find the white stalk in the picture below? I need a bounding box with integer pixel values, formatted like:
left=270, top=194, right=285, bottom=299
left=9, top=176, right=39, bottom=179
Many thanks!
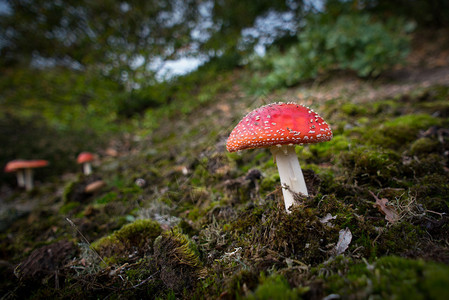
left=83, top=162, right=92, bottom=175
left=24, top=168, right=34, bottom=191
left=17, top=170, right=25, bottom=187
left=270, top=146, right=308, bottom=213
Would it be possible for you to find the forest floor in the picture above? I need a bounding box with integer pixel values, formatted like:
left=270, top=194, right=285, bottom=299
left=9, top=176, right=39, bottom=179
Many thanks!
left=1, top=30, right=449, bottom=299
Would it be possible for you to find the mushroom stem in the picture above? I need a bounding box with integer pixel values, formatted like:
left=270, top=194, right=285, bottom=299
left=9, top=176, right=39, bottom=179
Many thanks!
left=24, top=168, right=34, bottom=191
left=83, top=162, right=92, bottom=175
left=17, top=170, right=25, bottom=188
left=270, top=146, right=308, bottom=212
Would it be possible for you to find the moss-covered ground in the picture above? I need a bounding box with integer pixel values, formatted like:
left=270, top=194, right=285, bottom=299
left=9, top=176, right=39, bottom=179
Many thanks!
left=1, top=36, right=449, bottom=299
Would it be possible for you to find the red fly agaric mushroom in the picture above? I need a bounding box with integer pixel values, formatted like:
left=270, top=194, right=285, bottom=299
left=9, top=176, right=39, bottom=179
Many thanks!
left=12, top=160, right=49, bottom=191
left=227, top=102, right=332, bottom=212
left=77, top=152, right=94, bottom=175
left=4, top=160, right=27, bottom=188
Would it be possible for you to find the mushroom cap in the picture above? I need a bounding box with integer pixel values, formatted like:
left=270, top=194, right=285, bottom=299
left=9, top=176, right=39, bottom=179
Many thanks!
left=77, top=152, right=94, bottom=164
left=226, top=102, right=332, bottom=152
left=4, top=160, right=27, bottom=172
left=23, top=160, right=49, bottom=168
left=84, top=180, right=105, bottom=193
left=4, top=159, right=49, bottom=172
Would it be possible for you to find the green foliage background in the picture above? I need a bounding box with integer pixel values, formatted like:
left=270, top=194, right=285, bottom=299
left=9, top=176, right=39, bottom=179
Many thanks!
left=249, top=13, right=413, bottom=94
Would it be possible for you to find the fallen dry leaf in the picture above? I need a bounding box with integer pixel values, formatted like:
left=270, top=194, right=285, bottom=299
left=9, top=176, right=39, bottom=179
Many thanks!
left=334, top=227, right=352, bottom=256
left=319, top=213, right=337, bottom=227
left=369, top=191, right=400, bottom=223
left=84, top=180, right=105, bottom=193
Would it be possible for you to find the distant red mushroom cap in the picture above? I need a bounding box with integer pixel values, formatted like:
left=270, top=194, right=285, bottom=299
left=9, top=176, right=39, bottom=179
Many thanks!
left=77, top=152, right=94, bottom=164
left=4, top=160, right=27, bottom=172
left=226, top=102, right=333, bottom=152
left=22, top=160, right=49, bottom=169
left=4, top=159, right=48, bottom=172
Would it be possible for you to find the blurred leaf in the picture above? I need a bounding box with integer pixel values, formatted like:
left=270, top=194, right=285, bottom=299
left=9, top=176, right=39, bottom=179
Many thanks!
left=370, top=191, right=400, bottom=223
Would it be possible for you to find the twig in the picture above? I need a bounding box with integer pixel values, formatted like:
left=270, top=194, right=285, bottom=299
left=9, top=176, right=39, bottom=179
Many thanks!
left=66, top=218, right=107, bottom=265
left=426, top=210, right=446, bottom=218
left=131, top=270, right=160, bottom=289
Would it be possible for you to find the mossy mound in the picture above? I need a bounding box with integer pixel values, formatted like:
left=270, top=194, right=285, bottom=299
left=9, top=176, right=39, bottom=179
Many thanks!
left=153, top=227, right=203, bottom=294
left=92, top=219, right=162, bottom=264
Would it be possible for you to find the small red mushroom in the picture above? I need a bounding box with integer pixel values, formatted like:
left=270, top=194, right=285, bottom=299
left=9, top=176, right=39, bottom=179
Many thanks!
left=227, top=102, right=332, bottom=212
left=77, top=152, right=95, bottom=175
left=4, top=160, right=27, bottom=188
left=5, top=160, right=49, bottom=191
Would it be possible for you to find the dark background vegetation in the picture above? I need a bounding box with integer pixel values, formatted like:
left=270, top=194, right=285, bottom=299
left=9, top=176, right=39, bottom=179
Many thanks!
left=1, top=0, right=449, bottom=298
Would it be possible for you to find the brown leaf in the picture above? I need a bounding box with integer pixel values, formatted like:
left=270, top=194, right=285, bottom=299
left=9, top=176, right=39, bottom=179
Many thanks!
left=369, top=191, right=400, bottom=223
left=84, top=180, right=105, bottom=193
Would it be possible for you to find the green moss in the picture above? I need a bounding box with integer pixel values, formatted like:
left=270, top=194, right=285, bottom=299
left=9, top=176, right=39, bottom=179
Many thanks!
left=412, top=85, right=449, bottom=116
left=240, top=150, right=271, bottom=173
left=323, top=256, right=449, bottom=299
left=377, top=222, right=422, bottom=255
left=260, top=171, right=279, bottom=192
left=380, top=114, right=441, bottom=147
left=339, top=146, right=402, bottom=186
left=421, top=100, right=449, bottom=116
left=371, top=99, right=400, bottom=116
left=155, top=227, right=201, bottom=268
left=356, top=116, right=370, bottom=125
left=308, top=135, right=351, bottom=161
left=123, top=257, right=159, bottom=292
left=368, top=114, right=442, bottom=149
left=245, top=274, right=306, bottom=300
left=252, top=151, right=269, bottom=164
left=153, top=227, right=203, bottom=294
left=231, top=206, right=265, bottom=233
left=185, top=207, right=200, bottom=221
left=262, top=155, right=276, bottom=170
left=410, top=154, right=447, bottom=177
left=226, top=151, right=242, bottom=162
left=409, top=137, right=441, bottom=156
left=59, top=201, right=80, bottom=214
left=422, top=262, right=449, bottom=299
left=384, top=114, right=440, bottom=130
left=225, top=269, right=259, bottom=298
left=92, top=219, right=162, bottom=264
left=94, top=191, right=118, bottom=204
left=62, top=181, right=74, bottom=203
left=119, top=186, right=142, bottom=196
left=244, top=203, right=339, bottom=264
left=411, top=174, right=449, bottom=212
left=341, top=102, right=368, bottom=116
left=280, top=210, right=331, bottom=261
